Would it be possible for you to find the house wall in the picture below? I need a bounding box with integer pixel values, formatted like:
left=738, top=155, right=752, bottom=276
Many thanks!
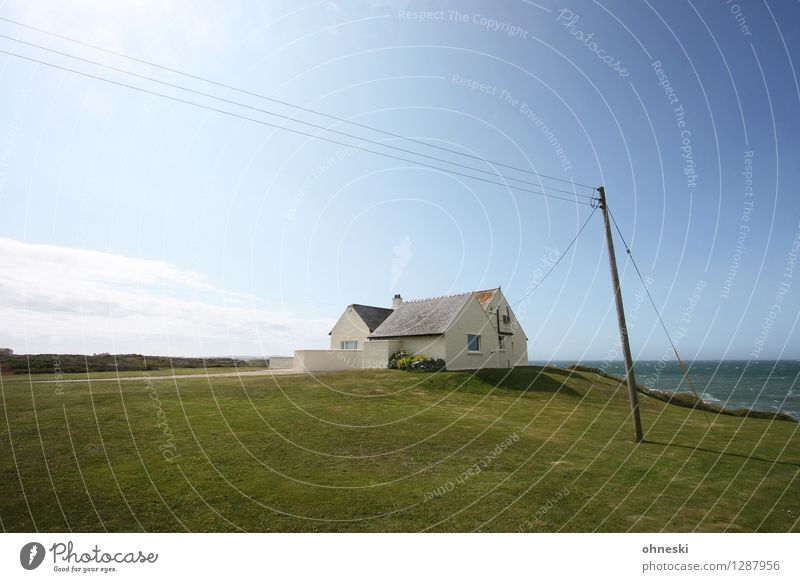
left=293, top=349, right=364, bottom=372
left=363, top=340, right=402, bottom=369
left=294, top=341, right=403, bottom=372
left=329, top=306, right=370, bottom=350
left=481, top=290, right=530, bottom=367
left=507, top=335, right=529, bottom=367
left=268, top=356, right=295, bottom=369
left=399, top=335, right=447, bottom=361
left=444, top=295, right=501, bottom=370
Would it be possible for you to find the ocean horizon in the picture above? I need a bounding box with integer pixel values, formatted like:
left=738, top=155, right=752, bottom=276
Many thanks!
left=531, top=359, right=800, bottom=420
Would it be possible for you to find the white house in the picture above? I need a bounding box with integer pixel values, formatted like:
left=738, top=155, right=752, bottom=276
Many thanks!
left=329, top=303, right=395, bottom=351
left=291, top=287, right=528, bottom=372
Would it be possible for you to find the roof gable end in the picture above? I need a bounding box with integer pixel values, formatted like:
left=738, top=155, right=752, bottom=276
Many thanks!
left=350, top=304, right=394, bottom=332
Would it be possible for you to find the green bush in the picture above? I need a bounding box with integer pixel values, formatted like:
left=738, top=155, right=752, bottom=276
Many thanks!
left=408, top=357, right=446, bottom=372
left=388, top=350, right=410, bottom=369
left=396, top=354, right=426, bottom=370
left=389, top=351, right=445, bottom=372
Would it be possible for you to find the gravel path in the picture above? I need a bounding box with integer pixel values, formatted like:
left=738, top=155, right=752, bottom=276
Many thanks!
left=10, top=368, right=300, bottom=384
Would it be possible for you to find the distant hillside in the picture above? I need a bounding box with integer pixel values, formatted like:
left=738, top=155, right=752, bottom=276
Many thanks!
left=0, top=353, right=256, bottom=375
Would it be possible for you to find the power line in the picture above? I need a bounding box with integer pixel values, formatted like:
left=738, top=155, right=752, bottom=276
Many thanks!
left=0, top=14, right=598, bottom=192
left=607, top=207, right=712, bottom=427
left=0, top=48, right=594, bottom=207
left=510, top=206, right=598, bottom=307
left=0, top=32, right=595, bottom=200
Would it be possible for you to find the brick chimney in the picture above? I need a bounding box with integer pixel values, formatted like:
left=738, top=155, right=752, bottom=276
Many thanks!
left=392, top=294, right=403, bottom=309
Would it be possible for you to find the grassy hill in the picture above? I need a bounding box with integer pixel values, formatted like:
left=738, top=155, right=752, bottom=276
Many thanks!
left=1, top=366, right=797, bottom=532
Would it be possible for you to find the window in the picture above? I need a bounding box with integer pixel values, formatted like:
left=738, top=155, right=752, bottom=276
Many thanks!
left=467, top=334, right=481, bottom=353
left=498, top=336, right=506, bottom=351
left=340, top=340, right=357, bottom=350
left=502, top=314, right=511, bottom=324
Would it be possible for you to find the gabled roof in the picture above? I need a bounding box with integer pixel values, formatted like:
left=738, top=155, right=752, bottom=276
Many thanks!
left=350, top=304, right=394, bottom=332
left=369, top=290, right=497, bottom=338
left=473, top=288, right=499, bottom=307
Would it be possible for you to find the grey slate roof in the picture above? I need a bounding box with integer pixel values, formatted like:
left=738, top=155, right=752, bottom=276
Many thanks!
left=369, top=293, right=475, bottom=338
left=351, top=304, right=394, bottom=332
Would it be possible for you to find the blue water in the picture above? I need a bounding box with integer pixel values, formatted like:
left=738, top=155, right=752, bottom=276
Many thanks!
left=533, top=360, right=800, bottom=420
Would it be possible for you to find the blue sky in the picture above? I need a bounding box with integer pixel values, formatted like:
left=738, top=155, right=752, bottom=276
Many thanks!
left=0, top=0, right=798, bottom=360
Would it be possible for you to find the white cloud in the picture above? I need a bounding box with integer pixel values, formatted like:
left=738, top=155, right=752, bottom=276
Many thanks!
left=0, top=237, right=333, bottom=356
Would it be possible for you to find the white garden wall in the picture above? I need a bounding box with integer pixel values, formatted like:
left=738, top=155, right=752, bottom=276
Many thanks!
left=293, top=349, right=364, bottom=372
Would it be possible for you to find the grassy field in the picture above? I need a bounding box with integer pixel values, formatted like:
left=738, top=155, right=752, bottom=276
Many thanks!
left=0, top=353, right=258, bottom=375
left=1, top=366, right=258, bottom=383
left=1, top=366, right=797, bottom=532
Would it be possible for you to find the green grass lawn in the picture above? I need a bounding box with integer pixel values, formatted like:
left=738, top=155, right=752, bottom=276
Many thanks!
left=1, top=366, right=258, bottom=383
left=1, top=366, right=797, bottom=532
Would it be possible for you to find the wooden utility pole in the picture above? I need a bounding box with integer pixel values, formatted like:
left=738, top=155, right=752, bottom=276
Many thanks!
left=597, top=186, right=643, bottom=442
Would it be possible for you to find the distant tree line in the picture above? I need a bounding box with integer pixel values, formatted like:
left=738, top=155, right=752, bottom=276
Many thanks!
left=0, top=353, right=251, bottom=375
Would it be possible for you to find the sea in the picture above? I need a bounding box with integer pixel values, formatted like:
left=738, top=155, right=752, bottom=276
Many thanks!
left=533, top=360, right=800, bottom=420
